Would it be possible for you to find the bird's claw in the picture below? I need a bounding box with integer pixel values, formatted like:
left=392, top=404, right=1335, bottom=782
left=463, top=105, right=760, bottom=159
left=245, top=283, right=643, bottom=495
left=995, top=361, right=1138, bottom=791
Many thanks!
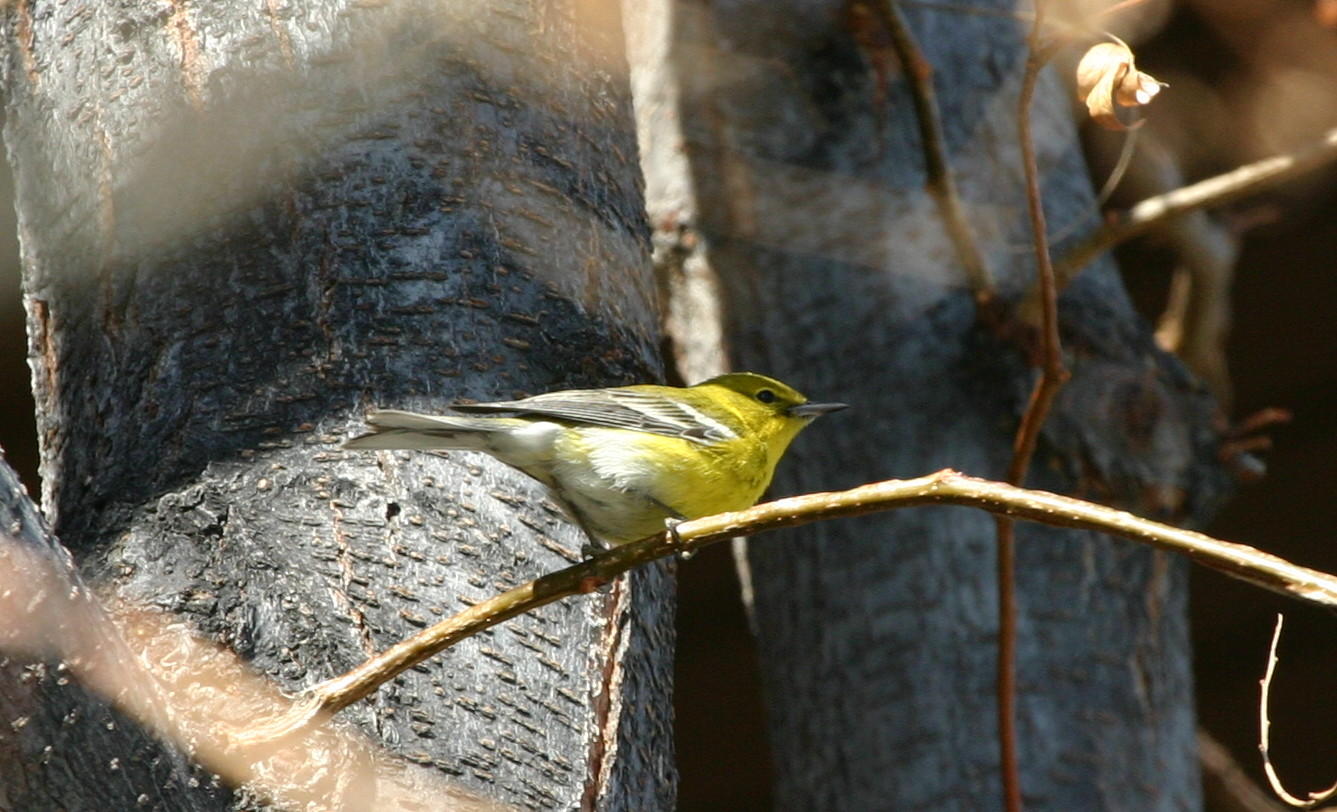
left=666, top=517, right=694, bottom=561
left=578, top=539, right=615, bottom=593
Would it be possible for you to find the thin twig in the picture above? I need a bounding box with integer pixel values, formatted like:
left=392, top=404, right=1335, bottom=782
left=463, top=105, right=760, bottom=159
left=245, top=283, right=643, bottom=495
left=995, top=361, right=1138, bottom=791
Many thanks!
left=1093, top=126, right=1139, bottom=206
left=1053, top=126, right=1337, bottom=291
left=990, top=510, right=1023, bottom=812
left=1074, top=127, right=1242, bottom=402
left=1000, top=128, right=1134, bottom=256
left=996, top=5, right=1070, bottom=809
left=1258, top=614, right=1337, bottom=808
left=237, top=469, right=1337, bottom=744
left=1199, top=727, right=1289, bottom=812
left=1097, top=0, right=1156, bottom=19
left=1011, top=35, right=1069, bottom=486
left=874, top=0, right=994, bottom=301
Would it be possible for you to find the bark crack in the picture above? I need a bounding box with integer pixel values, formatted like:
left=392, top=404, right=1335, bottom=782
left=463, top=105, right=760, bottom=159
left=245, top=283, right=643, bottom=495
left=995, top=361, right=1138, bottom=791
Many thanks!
left=15, top=0, right=39, bottom=86
left=31, top=299, right=58, bottom=412
left=94, top=120, right=116, bottom=249
left=581, top=576, right=631, bottom=810
left=263, top=0, right=295, bottom=69
left=165, top=0, right=207, bottom=109
left=329, top=501, right=377, bottom=659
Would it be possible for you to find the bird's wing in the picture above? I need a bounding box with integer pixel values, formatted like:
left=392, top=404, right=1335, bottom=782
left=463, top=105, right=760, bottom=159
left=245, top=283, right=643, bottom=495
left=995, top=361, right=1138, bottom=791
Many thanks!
left=449, top=388, right=737, bottom=445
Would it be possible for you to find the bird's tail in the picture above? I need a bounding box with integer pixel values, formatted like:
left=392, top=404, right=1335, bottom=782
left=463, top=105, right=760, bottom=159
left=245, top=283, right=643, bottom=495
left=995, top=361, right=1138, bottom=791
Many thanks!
left=343, top=409, right=505, bottom=450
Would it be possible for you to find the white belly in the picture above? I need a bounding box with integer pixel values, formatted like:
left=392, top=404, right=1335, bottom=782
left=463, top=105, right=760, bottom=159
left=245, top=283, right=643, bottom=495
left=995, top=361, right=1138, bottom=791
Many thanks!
left=485, top=423, right=667, bottom=544
left=549, top=429, right=674, bottom=544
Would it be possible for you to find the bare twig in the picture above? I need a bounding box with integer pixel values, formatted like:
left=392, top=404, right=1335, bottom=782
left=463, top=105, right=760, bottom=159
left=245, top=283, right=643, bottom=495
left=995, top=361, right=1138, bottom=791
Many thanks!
left=874, top=0, right=994, bottom=302
left=1259, top=614, right=1337, bottom=808
left=1080, top=129, right=1242, bottom=402
left=1154, top=213, right=1239, bottom=403
left=990, top=509, right=1023, bottom=812
left=1093, top=126, right=1139, bottom=205
left=1199, top=727, right=1288, bottom=812
left=1002, top=127, right=1134, bottom=255
left=239, top=469, right=1337, bottom=743
left=1097, top=0, right=1156, bottom=19
left=1012, top=27, right=1068, bottom=488
left=1053, top=126, right=1337, bottom=291
left=0, top=538, right=505, bottom=812
left=995, top=5, right=1070, bottom=809
left=1081, top=125, right=1241, bottom=402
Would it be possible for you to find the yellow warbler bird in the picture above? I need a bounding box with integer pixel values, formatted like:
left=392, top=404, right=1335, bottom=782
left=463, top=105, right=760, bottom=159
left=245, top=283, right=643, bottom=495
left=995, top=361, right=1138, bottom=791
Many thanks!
left=345, top=372, right=846, bottom=548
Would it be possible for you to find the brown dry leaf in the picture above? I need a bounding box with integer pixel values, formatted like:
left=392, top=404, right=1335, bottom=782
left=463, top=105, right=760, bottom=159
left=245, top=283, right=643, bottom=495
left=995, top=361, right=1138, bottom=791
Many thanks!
left=1076, top=38, right=1166, bottom=130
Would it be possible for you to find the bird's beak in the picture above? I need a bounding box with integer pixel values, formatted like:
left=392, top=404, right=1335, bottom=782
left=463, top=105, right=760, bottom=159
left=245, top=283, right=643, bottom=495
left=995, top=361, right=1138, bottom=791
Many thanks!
left=787, top=402, right=848, bottom=418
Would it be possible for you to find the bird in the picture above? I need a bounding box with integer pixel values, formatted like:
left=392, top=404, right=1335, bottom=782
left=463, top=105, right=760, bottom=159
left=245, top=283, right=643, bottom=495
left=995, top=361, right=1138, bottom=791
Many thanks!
left=344, top=372, right=847, bottom=550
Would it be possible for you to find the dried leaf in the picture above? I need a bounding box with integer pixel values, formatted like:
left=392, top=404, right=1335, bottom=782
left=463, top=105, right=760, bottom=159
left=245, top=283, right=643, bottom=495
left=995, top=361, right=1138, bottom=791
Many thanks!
left=1076, top=38, right=1166, bottom=131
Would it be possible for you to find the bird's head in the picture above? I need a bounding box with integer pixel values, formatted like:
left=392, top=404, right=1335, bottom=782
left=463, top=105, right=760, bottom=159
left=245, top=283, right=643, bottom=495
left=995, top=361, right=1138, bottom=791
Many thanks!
left=696, top=372, right=847, bottom=454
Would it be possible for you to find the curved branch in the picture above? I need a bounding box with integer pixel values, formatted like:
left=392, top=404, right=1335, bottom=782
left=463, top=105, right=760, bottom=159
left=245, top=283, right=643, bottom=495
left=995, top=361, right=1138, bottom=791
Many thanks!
left=1259, top=615, right=1337, bottom=808
left=874, top=0, right=994, bottom=300
left=240, top=469, right=1337, bottom=743
left=998, top=6, right=1068, bottom=808
left=1054, top=126, right=1337, bottom=289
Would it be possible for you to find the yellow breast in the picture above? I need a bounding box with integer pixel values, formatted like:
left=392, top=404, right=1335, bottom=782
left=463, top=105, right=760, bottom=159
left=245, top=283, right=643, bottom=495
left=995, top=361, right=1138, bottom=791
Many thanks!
left=549, top=428, right=773, bottom=544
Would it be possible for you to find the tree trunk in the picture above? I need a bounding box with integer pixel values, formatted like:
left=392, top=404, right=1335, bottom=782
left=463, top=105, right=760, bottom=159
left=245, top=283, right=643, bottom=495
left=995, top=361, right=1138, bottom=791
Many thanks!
left=632, top=1, right=1229, bottom=809
left=0, top=450, right=230, bottom=811
left=1, top=1, right=672, bottom=808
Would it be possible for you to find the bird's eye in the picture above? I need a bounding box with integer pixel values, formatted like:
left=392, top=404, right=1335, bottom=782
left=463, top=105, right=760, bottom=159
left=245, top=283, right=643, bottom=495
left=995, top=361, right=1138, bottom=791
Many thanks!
left=755, top=389, right=777, bottom=404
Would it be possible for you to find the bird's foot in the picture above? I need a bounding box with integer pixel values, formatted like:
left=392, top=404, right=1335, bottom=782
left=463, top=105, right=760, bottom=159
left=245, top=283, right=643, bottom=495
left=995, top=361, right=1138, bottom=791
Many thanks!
left=578, top=538, right=616, bottom=593
left=666, top=517, right=695, bottom=561
left=580, top=539, right=609, bottom=560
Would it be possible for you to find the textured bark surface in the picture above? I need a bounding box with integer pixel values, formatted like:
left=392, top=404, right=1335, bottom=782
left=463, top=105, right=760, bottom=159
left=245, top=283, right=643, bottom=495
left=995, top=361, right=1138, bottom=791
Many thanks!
left=2, top=1, right=673, bottom=809
left=0, top=451, right=229, bottom=812
left=633, top=1, right=1229, bottom=809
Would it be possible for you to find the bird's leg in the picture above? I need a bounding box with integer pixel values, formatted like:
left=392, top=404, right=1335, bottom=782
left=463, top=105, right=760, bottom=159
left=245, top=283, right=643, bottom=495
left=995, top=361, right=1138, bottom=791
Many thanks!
left=664, top=517, right=695, bottom=560
left=649, top=497, right=693, bottom=560
left=545, top=487, right=610, bottom=561
left=573, top=515, right=609, bottom=561
left=575, top=531, right=617, bottom=594
left=580, top=536, right=609, bottom=561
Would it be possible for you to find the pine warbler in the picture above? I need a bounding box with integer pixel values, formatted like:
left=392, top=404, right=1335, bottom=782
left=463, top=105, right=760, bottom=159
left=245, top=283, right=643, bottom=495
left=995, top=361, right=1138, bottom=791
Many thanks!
left=345, top=372, right=846, bottom=547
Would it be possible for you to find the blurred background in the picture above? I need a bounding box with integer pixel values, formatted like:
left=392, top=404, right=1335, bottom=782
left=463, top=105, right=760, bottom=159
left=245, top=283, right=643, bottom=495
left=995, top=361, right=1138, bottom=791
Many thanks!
left=2, top=0, right=1333, bottom=808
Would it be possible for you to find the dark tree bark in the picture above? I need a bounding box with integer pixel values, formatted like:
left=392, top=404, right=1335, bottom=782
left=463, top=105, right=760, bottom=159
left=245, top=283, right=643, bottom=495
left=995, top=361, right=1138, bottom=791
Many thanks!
left=0, top=450, right=230, bottom=811
left=633, top=1, right=1229, bottom=809
left=1, top=1, right=672, bottom=809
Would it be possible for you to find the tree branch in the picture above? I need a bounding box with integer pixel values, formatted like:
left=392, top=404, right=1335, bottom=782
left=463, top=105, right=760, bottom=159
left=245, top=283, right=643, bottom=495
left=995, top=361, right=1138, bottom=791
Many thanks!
left=874, top=0, right=994, bottom=302
left=1199, top=727, right=1288, bottom=812
left=1259, top=614, right=1337, bottom=809
left=1054, top=126, right=1337, bottom=291
left=996, top=6, right=1069, bottom=809
left=239, top=469, right=1337, bottom=744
